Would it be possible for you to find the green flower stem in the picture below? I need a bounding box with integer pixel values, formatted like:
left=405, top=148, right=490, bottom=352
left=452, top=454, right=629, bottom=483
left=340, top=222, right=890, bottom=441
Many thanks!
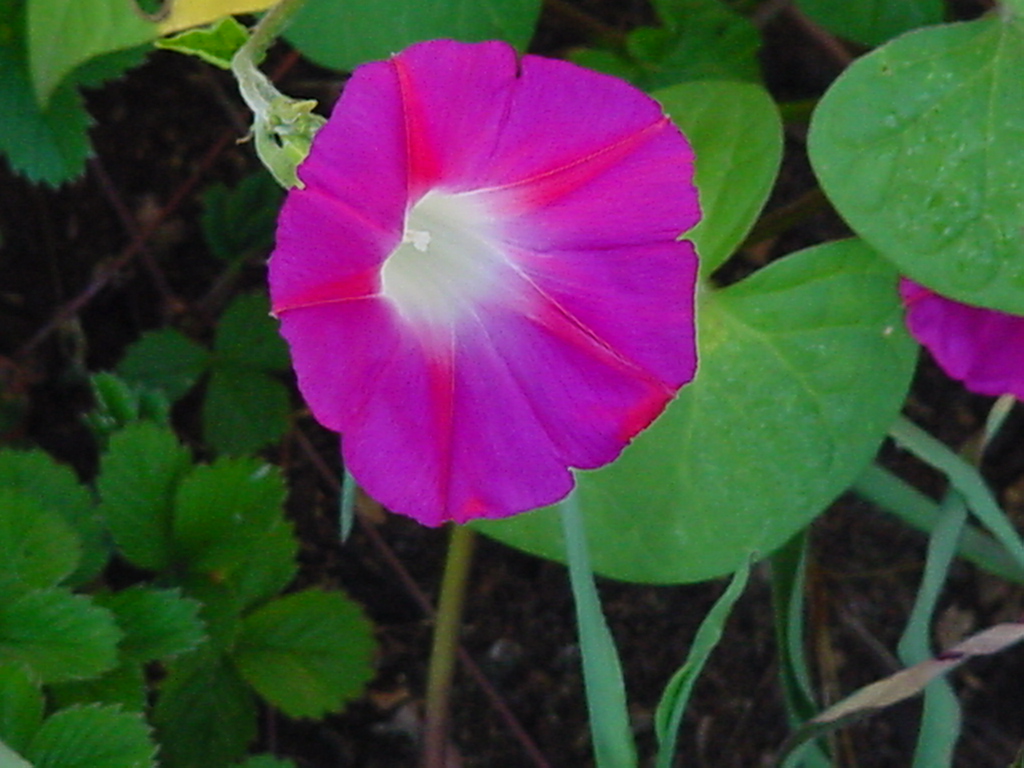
left=230, top=0, right=325, bottom=187
left=231, top=0, right=306, bottom=113
left=421, top=524, right=476, bottom=768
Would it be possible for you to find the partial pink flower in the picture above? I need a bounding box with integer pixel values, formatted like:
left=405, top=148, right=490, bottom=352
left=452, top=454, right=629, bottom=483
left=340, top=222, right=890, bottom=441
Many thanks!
left=269, top=39, right=700, bottom=526
left=901, top=279, right=1024, bottom=400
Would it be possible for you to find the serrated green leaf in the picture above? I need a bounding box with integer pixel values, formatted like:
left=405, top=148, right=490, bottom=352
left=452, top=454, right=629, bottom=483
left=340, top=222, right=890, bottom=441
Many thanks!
left=95, top=588, right=205, bottom=664
left=0, top=43, right=92, bottom=186
left=656, top=80, right=782, bottom=274
left=49, top=664, right=147, bottom=713
left=86, top=373, right=171, bottom=442
left=97, top=423, right=192, bottom=571
left=0, top=590, right=121, bottom=684
left=808, top=15, right=1024, bottom=313
left=25, top=705, right=155, bottom=768
left=286, top=0, right=540, bottom=71
left=796, top=0, right=943, bottom=47
left=632, top=0, right=761, bottom=87
left=0, top=451, right=105, bottom=587
left=233, top=590, right=375, bottom=718
left=0, top=491, right=80, bottom=593
left=0, top=664, right=44, bottom=754
left=215, top=293, right=289, bottom=370
left=203, top=366, right=290, bottom=455
left=26, top=0, right=154, bottom=107
left=153, top=647, right=256, bottom=768
left=172, top=458, right=286, bottom=575
left=155, top=16, right=249, bottom=70
left=201, top=173, right=283, bottom=262
left=228, top=521, right=298, bottom=611
left=477, top=240, right=916, bottom=583
left=117, top=329, right=209, bottom=403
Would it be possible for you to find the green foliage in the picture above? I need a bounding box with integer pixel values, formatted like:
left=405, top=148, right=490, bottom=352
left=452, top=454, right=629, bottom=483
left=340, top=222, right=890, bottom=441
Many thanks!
left=156, top=17, right=250, bottom=70
left=233, top=590, right=376, bottom=719
left=26, top=0, right=154, bottom=107
left=656, top=80, right=783, bottom=274
left=0, top=447, right=106, bottom=588
left=285, top=0, right=541, bottom=71
left=572, top=0, right=761, bottom=90
left=0, top=2, right=150, bottom=185
left=478, top=240, right=917, bottom=582
left=0, top=414, right=374, bottom=767
left=0, top=665, right=45, bottom=755
left=23, top=705, right=156, bottom=768
left=796, top=0, right=944, bottom=47
left=117, top=292, right=291, bottom=455
left=201, top=172, right=284, bottom=263
left=153, top=648, right=257, bottom=768
left=0, top=590, right=121, bottom=684
left=97, top=423, right=192, bottom=572
left=809, top=14, right=1024, bottom=314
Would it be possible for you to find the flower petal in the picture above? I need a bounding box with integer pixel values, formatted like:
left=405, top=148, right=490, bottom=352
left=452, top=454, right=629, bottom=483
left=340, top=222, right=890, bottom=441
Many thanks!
left=901, top=279, right=1024, bottom=399
left=269, top=39, right=702, bottom=526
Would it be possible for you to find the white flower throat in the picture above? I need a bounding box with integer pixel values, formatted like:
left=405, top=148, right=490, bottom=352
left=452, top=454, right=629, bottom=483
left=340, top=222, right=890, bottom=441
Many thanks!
left=381, top=191, right=505, bottom=329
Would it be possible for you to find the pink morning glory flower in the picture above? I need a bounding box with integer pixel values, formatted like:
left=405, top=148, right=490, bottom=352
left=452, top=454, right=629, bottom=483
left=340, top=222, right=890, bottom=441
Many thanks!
left=269, top=39, right=700, bottom=526
left=901, top=279, right=1024, bottom=400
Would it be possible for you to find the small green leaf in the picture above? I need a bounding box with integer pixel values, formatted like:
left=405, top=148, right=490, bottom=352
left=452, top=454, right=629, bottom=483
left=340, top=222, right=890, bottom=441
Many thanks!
left=203, top=293, right=291, bottom=454
left=809, top=15, right=1024, bottom=313
left=286, top=0, right=541, bottom=71
left=0, top=43, right=92, bottom=186
left=796, top=0, right=944, bottom=47
left=0, top=590, right=121, bottom=684
left=656, top=80, right=782, bottom=274
left=215, top=293, right=290, bottom=371
left=86, top=373, right=170, bottom=441
left=154, top=647, right=256, bottom=768
left=0, top=450, right=105, bottom=587
left=233, top=590, right=375, bottom=719
left=0, top=490, right=80, bottom=593
left=204, top=366, right=290, bottom=456
left=49, top=664, right=147, bottom=713
left=172, top=458, right=286, bottom=576
left=97, top=423, right=192, bottom=571
left=228, top=521, right=298, bottom=611
left=155, top=16, right=249, bottom=70
left=0, top=664, right=44, bottom=754
left=117, top=329, right=210, bottom=403
left=478, top=240, right=916, bottom=583
left=26, top=0, right=154, bottom=106
left=95, top=588, right=205, bottom=664
left=25, top=705, right=156, bottom=768
left=201, top=173, right=284, bottom=262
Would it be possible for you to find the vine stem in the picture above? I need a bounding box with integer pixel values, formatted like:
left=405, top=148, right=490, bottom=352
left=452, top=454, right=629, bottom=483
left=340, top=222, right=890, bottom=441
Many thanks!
left=231, top=0, right=308, bottom=116
left=421, top=524, right=477, bottom=768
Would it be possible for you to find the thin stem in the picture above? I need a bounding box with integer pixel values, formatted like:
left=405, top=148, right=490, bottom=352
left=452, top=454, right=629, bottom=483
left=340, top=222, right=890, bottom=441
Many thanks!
left=421, top=524, right=477, bottom=768
left=232, top=0, right=307, bottom=116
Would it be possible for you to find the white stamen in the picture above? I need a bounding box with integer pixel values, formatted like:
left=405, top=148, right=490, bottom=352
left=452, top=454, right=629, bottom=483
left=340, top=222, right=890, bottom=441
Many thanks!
left=381, top=191, right=506, bottom=328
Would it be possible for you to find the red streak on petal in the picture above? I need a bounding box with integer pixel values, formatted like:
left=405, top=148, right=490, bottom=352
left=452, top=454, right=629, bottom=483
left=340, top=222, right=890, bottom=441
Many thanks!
left=480, top=117, right=672, bottom=208
left=424, top=337, right=457, bottom=519
left=272, top=270, right=380, bottom=315
left=392, top=55, right=443, bottom=196
left=517, top=268, right=678, bottom=400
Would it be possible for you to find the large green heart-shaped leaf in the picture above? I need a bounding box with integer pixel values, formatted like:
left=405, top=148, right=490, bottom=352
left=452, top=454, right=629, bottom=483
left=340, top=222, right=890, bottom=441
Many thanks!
left=286, top=0, right=541, bottom=72
left=477, top=240, right=916, bottom=583
left=657, top=80, right=782, bottom=275
left=809, top=15, right=1024, bottom=314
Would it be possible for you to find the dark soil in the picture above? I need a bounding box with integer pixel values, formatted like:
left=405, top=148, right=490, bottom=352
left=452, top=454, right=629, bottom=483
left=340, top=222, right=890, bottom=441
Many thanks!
left=2, top=2, right=1023, bottom=767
